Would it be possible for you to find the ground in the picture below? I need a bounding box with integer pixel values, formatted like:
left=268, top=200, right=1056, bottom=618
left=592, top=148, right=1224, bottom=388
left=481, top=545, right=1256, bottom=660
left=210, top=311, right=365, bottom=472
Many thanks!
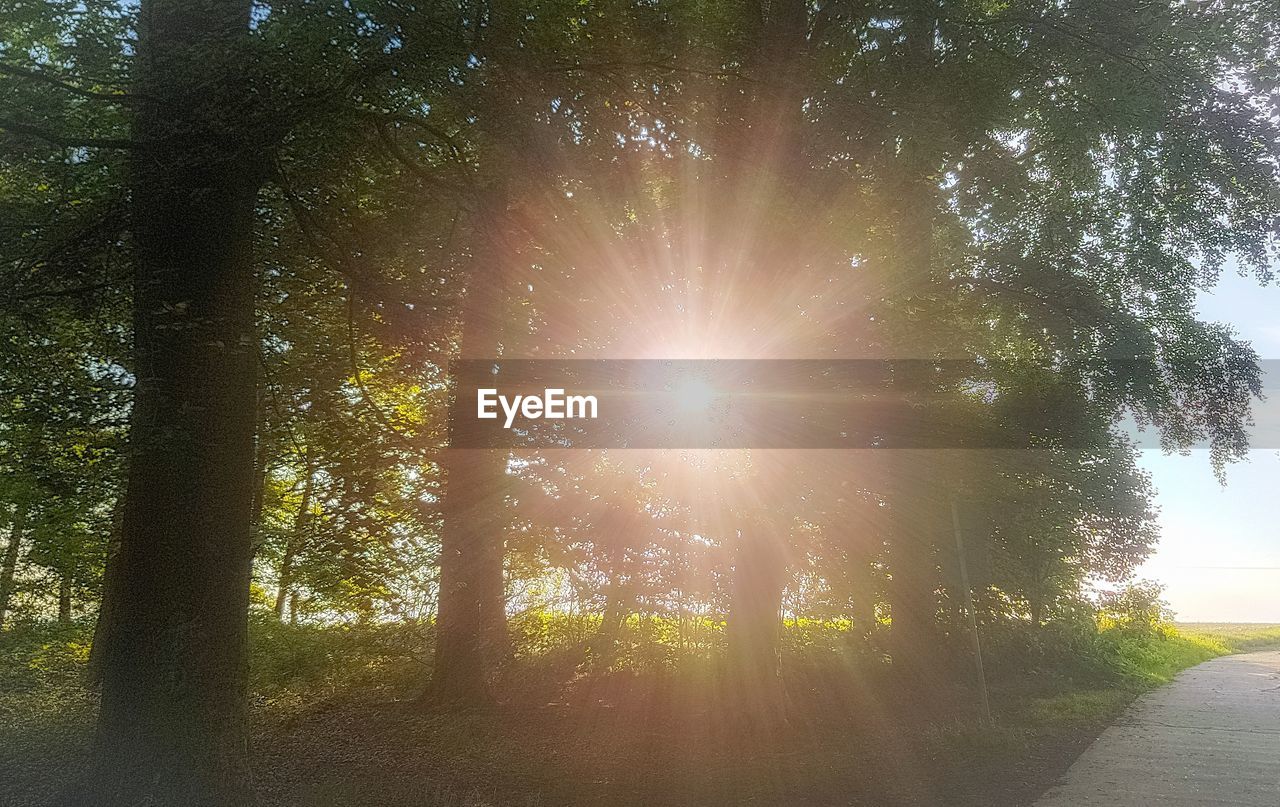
left=247, top=668, right=1117, bottom=807
left=3, top=621, right=1278, bottom=806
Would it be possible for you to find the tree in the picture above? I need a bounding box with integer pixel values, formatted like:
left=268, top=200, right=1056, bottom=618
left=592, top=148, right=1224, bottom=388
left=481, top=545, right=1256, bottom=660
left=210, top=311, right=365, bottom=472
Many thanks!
left=63, top=0, right=266, bottom=802
left=0, top=498, right=29, bottom=630
left=0, top=3, right=1276, bottom=801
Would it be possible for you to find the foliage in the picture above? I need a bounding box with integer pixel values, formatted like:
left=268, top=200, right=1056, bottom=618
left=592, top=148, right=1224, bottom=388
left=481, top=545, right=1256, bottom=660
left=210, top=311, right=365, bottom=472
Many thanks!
left=246, top=613, right=427, bottom=709
left=2, top=0, right=1275, bottom=634
left=0, top=621, right=97, bottom=803
left=1096, top=580, right=1177, bottom=634
left=2, top=0, right=1278, bottom=800
left=0, top=612, right=1253, bottom=805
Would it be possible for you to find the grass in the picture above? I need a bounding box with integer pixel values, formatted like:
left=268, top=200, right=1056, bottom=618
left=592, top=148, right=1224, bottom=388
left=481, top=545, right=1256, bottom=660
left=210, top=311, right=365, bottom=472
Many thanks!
left=1, top=616, right=1270, bottom=806
left=1175, top=622, right=1280, bottom=653
left=1018, top=687, right=1133, bottom=728
left=989, top=621, right=1238, bottom=734
left=1099, top=624, right=1224, bottom=685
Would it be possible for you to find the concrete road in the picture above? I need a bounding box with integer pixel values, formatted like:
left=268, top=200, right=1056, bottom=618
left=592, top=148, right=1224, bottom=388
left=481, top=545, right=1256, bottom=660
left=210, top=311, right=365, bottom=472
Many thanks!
left=1033, top=650, right=1280, bottom=806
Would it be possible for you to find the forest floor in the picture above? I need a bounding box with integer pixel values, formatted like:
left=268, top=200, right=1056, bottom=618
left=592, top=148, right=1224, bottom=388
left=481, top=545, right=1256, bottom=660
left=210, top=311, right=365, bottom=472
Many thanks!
left=246, top=673, right=1118, bottom=807
left=3, top=621, right=1279, bottom=807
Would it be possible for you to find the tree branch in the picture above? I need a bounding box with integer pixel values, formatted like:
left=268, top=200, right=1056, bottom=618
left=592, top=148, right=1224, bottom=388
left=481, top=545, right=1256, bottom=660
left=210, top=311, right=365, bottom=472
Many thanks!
left=0, top=62, right=133, bottom=104
left=8, top=282, right=114, bottom=303
left=0, top=118, right=136, bottom=150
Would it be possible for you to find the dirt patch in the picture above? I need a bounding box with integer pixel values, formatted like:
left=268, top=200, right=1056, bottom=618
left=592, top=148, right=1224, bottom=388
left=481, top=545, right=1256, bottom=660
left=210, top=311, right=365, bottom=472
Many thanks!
left=249, top=671, right=1121, bottom=807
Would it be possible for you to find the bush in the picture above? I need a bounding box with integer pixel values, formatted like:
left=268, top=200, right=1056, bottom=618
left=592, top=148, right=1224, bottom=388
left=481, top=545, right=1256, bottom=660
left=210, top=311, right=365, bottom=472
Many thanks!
left=0, top=620, right=92, bottom=695
left=979, top=584, right=1227, bottom=691
left=1095, top=581, right=1174, bottom=634
left=246, top=612, right=427, bottom=708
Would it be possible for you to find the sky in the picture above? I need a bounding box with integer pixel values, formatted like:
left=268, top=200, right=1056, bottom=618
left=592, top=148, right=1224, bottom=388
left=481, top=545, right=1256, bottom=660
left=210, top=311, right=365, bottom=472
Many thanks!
left=1137, top=266, right=1280, bottom=623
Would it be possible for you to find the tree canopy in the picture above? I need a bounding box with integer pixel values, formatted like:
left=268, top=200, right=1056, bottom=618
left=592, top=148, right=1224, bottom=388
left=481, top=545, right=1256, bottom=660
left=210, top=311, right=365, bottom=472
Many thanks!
left=1, top=0, right=1276, bottom=803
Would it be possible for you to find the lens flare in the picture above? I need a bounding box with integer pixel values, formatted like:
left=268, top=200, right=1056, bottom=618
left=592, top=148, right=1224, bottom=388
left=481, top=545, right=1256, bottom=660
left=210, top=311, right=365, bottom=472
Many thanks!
left=672, top=376, right=717, bottom=416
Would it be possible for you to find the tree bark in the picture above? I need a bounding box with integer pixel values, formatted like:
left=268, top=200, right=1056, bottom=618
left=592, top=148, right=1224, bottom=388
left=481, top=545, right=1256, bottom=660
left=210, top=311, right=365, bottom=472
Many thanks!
left=426, top=7, right=526, bottom=710
left=848, top=555, right=878, bottom=647
left=0, top=501, right=29, bottom=631
left=884, top=0, right=944, bottom=680
left=87, top=500, right=125, bottom=684
left=428, top=180, right=518, bottom=706
left=1027, top=554, right=1049, bottom=628
left=58, top=570, right=73, bottom=623
left=1030, top=596, right=1044, bottom=629
left=248, top=390, right=271, bottom=548
left=431, top=447, right=509, bottom=705
left=726, top=529, right=789, bottom=729
left=714, top=0, right=807, bottom=731
left=886, top=469, right=943, bottom=679
left=62, top=0, right=263, bottom=803
left=274, top=461, right=315, bottom=619
left=590, top=556, right=633, bottom=663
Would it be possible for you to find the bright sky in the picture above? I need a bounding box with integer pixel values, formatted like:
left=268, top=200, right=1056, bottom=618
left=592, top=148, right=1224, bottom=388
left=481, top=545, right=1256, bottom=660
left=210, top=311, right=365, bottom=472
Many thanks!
left=1138, top=265, right=1280, bottom=623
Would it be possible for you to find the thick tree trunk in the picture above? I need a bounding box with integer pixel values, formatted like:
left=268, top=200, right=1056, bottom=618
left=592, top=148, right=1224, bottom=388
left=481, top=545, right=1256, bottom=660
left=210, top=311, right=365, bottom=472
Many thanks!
left=274, top=462, right=315, bottom=619
left=601, top=574, right=631, bottom=642
left=62, top=1, right=262, bottom=803
left=426, top=0, right=535, bottom=708
left=0, top=501, right=28, bottom=631
left=726, top=529, right=789, bottom=729
left=883, top=1, right=944, bottom=681
left=589, top=559, right=632, bottom=662
left=1028, top=555, right=1050, bottom=627
left=430, top=186, right=515, bottom=706
left=715, top=0, right=806, bottom=731
left=886, top=476, right=943, bottom=679
left=431, top=449, right=509, bottom=704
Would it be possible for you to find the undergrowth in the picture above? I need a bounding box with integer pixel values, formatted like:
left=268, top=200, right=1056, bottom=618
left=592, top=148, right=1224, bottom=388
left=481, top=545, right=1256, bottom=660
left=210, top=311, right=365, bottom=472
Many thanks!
left=2, top=609, right=1274, bottom=806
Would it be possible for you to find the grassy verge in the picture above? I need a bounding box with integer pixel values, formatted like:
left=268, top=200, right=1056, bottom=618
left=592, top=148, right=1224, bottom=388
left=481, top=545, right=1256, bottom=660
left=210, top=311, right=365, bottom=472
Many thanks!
left=921, top=621, right=1242, bottom=803
left=0, top=618, right=1270, bottom=806
left=991, top=621, right=1238, bottom=733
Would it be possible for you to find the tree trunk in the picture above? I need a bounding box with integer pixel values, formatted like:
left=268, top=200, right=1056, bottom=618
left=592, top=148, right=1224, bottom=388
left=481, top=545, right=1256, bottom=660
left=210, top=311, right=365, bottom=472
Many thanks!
left=429, top=184, right=516, bottom=706
left=1030, top=596, right=1044, bottom=629
left=0, top=501, right=29, bottom=631
left=87, top=500, right=125, bottom=684
left=248, top=390, right=271, bottom=549
left=274, top=462, right=315, bottom=619
left=590, top=562, right=632, bottom=663
left=883, top=0, right=944, bottom=682
left=715, top=0, right=806, bottom=732
left=725, top=529, right=789, bottom=729
left=426, top=5, right=529, bottom=708
left=63, top=0, right=262, bottom=803
left=848, top=555, right=878, bottom=648
left=58, top=570, right=73, bottom=624
left=886, top=477, right=943, bottom=680
left=431, top=448, right=510, bottom=705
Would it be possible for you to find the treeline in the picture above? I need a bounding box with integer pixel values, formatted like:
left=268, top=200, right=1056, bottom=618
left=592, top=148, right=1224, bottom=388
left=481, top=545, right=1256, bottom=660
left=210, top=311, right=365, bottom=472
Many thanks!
left=1, top=0, right=1277, bottom=804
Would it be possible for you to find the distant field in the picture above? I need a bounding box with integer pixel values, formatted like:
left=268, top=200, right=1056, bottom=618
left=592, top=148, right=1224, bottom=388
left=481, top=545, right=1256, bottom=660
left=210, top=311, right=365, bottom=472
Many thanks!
left=1175, top=623, right=1280, bottom=653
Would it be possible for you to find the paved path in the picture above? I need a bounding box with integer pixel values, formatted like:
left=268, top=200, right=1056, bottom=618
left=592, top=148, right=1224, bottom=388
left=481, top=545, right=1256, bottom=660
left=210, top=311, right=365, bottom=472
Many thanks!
left=1034, top=650, right=1280, bottom=806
